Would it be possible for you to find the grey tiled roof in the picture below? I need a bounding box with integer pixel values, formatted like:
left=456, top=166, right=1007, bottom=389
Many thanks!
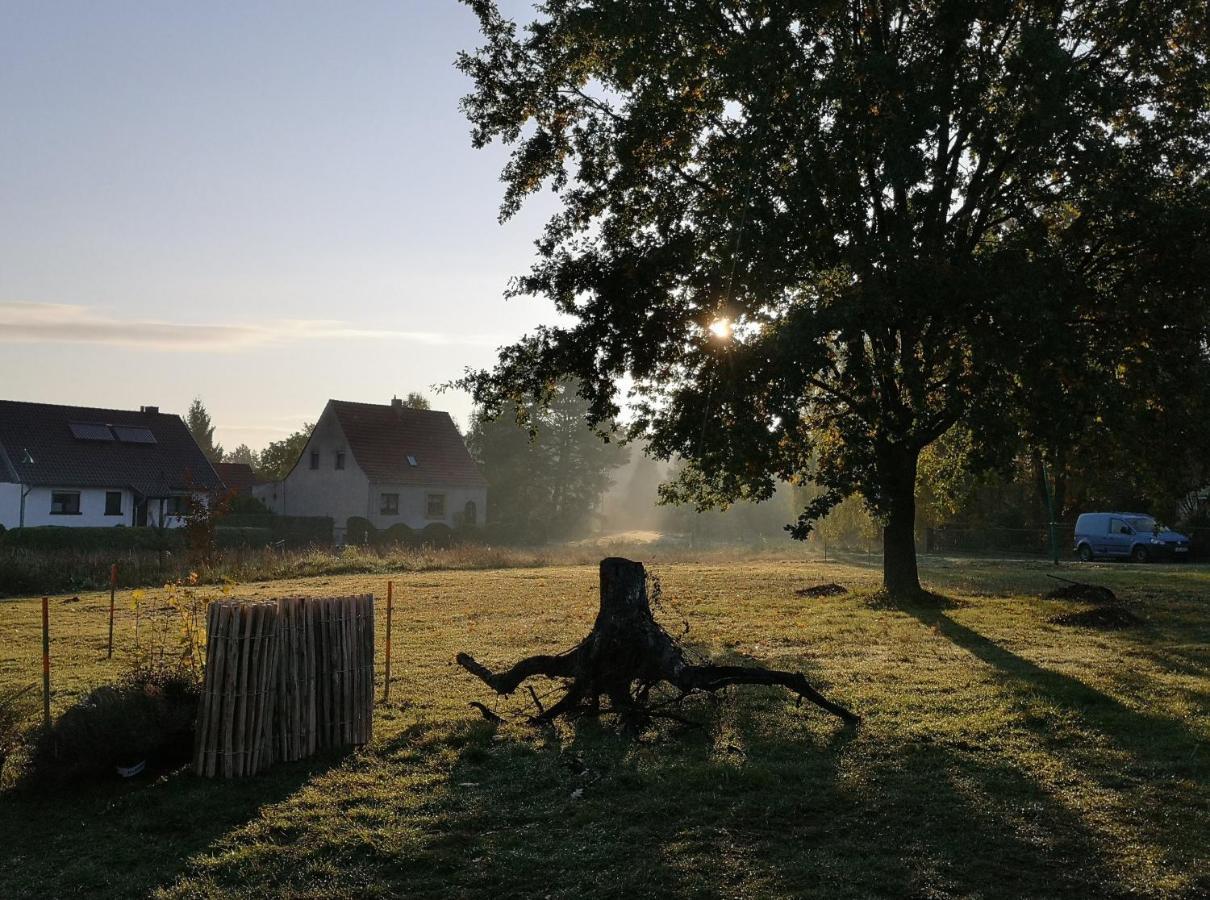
left=0, top=400, right=223, bottom=497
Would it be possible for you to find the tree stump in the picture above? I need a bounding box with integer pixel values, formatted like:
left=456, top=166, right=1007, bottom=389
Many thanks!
left=457, top=558, right=858, bottom=727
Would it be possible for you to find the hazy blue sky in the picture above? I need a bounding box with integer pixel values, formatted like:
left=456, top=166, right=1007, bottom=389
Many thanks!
left=0, top=1, right=556, bottom=450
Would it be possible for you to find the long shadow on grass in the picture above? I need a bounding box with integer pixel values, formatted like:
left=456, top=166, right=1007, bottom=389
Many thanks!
left=0, top=754, right=341, bottom=899
left=899, top=597, right=1204, bottom=769
left=329, top=647, right=1140, bottom=900
left=358, top=703, right=1134, bottom=898
left=897, top=595, right=1206, bottom=889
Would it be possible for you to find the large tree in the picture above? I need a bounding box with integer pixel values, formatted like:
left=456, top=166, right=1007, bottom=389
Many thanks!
left=457, top=0, right=1209, bottom=595
left=186, top=398, right=224, bottom=464
left=257, top=423, right=315, bottom=482
left=467, top=384, right=628, bottom=541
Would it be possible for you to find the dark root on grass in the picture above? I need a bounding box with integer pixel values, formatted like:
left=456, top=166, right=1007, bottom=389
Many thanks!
left=1045, top=582, right=1118, bottom=604
left=1049, top=606, right=1142, bottom=630
left=795, top=583, right=849, bottom=598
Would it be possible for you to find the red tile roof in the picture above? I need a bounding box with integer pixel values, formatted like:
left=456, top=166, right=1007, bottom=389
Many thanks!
left=329, top=400, right=486, bottom=488
left=214, top=462, right=263, bottom=492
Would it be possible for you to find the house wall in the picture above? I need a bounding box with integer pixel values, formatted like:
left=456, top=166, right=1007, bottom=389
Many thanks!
left=274, top=410, right=370, bottom=541
left=0, top=482, right=22, bottom=530
left=368, top=484, right=487, bottom=532
left=8, top=486, right=138, bottom=528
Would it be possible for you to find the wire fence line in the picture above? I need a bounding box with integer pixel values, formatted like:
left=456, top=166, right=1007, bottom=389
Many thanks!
left=924, top=525, right=1210, bottom=561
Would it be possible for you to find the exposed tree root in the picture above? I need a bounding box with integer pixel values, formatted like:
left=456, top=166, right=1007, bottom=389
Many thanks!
left=456, top=558, right=859, bottom=728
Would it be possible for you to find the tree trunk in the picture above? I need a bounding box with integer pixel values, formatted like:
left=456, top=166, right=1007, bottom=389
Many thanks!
left=457, top=557, right=859, bottom=727
left=881, top=446, right=921, bottom=597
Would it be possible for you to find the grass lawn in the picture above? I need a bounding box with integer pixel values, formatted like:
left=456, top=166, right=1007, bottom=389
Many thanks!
left=0, top=554, right=1206, bottom=898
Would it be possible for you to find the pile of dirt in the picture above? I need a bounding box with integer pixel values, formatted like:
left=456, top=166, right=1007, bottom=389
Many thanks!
left=795, top=583, right=849, bottom=598
left=1048, top=606, right=1142, bottom=630
left=1045, top=582, right=1117, bottom=604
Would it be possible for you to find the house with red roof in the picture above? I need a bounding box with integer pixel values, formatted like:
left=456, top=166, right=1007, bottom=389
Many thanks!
left=254, top=397, right=486, bottom=543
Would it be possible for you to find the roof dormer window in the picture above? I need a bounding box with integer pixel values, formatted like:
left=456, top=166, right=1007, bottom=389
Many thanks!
left=406, top=454, right=418, bottom=467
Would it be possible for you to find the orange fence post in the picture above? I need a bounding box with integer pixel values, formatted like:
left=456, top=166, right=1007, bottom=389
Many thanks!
left=107, top=563, right=117, bottom=659
left=42, top=596, right=51, bottom=729
left=383, top=581, right=393, bottom=702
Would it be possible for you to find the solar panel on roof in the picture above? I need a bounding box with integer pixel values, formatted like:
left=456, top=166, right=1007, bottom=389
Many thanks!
left=69, top=422, right=116, bottom=441
left=112, top=425, right=157, bottom=444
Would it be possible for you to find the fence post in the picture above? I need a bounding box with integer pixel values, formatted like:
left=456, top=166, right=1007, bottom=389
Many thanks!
left=383, top=581, right=393, bottom=702
left=42, top=597, right=51, bottom=729
left=107, top=563, right=117, bottom=659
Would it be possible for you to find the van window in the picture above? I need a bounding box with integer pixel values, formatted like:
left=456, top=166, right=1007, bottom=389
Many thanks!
left=1109, top=517, right=1130, bottom=535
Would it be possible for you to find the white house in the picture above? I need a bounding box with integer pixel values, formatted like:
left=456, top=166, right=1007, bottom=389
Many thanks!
left=254, top=398, right=487, bottom=542
left=0, top=400, right=224, bottom=530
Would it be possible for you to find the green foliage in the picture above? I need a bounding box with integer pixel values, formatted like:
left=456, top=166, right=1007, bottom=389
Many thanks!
left=30, top=670, right=199, bottom=781
left=456, top=0, right=1210, bottom=592
left=1, top=526, right=182, bottom=553
left=228, top=494, right=270, bottom=515
left=466, top=384, right=628, bottom=542
left=402, top=392, right=432, bottom=410
left=223, top=443, right=259, bottom=468
left=219, top=514, right=333, bottom=547
left=214, top=526, right=274, bottom=548
left=186, top=397, right=223, bottom=464
left=257, top=422, right=315, bottom=482
left=344, top=518, right=463, bottom=549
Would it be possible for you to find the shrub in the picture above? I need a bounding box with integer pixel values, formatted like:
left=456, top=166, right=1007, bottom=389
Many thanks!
left=420, top=522, right=454, bottom=548
left=382, top=523, right=418, bottom=547
left=228, top=494, right=270, bottom=515
left=31, top=666, right=199, bottom=781
left=346, top=517, right=374, bottom=546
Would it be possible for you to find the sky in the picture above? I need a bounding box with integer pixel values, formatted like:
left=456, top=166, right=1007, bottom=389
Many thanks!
left=0, top=1, right=557, bottom=451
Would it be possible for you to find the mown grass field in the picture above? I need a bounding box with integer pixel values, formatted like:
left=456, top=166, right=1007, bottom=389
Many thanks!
left=0, top=554, right=1206, bottom=898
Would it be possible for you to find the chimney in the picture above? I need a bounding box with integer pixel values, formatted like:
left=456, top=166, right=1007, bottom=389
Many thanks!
left=390, top=396, right=403, bottom=415
left=140, top=405, right=159, bottom=415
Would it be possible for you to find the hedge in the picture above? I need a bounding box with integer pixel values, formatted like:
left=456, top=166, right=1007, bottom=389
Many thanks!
left=345, top=518, right=473, bottom=549
left=218, top=514, right=333, bottom=547
left=214, top=527, right=275, bottom=548
left=0, top=526, right=183, bottom=553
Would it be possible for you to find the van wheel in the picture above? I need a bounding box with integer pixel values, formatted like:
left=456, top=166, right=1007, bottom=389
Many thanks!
left=1078, top=544, right=1093, bottom=562
left=1131, top=545, right=1149, bottom=563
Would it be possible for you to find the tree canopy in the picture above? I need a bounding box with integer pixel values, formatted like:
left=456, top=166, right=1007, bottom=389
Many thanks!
left=186, top=398, right=223, bottom=464
left=402, top=392, right=432, bottom=410
left=467, top=385, right=628, bottom=541
left=457, top=0, right=1210, bottom=594
left=224, top=443, right=259, bottom=468
left=257, top=423, right=315, bottom=482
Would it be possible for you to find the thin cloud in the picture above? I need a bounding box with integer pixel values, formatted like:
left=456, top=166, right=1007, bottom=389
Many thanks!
left=0, top=302, right=505, bottom=351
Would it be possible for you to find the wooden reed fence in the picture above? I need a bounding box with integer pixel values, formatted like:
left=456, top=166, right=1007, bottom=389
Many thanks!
left=194, top=595, right=374, bottom=778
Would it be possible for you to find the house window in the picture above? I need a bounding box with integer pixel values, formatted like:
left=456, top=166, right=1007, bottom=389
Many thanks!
left=165, top=496, right=186, bottom=516
left=105, top=491, right=123, bottom=516
left=406, top=454, right=418, bottom=467
left=426, top=493, right=446, bottom=519
left=463, top=500, right=477, bottom=526
left=310, top=451, right=320, bottom=470
left=50, top=492, right=81, bottom=515
left=335, top=451, right=345, bottom=470
left=380, top=493, right=399, bottom=516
